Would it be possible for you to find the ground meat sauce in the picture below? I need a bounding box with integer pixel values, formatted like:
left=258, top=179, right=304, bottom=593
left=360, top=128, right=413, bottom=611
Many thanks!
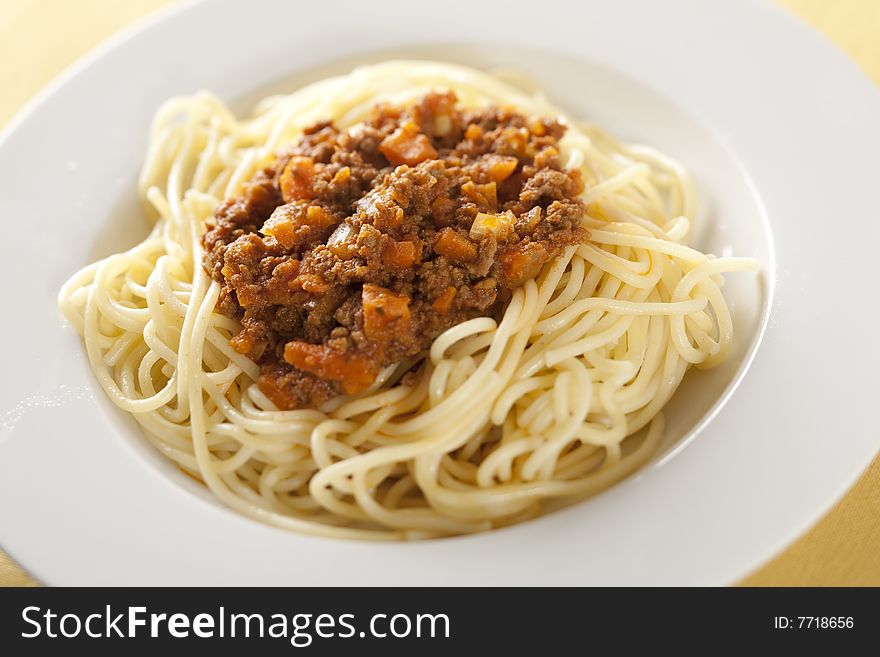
left=203, top=92, right=587, bottom=409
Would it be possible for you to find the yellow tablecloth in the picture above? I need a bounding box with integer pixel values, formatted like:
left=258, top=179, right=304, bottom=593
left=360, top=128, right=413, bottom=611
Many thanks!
left=1, top=0, right=878, bottom=587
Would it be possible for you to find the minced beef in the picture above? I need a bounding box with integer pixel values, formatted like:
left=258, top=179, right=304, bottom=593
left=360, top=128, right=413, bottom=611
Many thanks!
left=202, top=92, right=587, bottom=409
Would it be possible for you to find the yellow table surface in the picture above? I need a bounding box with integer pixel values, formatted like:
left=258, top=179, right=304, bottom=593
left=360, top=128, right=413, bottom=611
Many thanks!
left=1, top=0, right=878, bottom=587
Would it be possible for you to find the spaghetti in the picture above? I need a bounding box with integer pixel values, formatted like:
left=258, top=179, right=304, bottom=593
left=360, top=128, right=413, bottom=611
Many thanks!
left=59, top=61, right=757, bottom=539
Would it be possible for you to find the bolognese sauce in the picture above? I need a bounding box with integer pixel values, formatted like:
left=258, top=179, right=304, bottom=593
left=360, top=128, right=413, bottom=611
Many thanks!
left=203, top=92, right=587, bottom=409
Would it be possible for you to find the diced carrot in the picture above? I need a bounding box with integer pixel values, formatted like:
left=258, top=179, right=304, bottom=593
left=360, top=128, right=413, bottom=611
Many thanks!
left=261, top=203, right=335, bottom=250
left=382, top=240, right=421, bottom=269
left=271, top=258, right=300, bottom=285
left=533, top=146, right=559, bottom=169
left=283, top=342, right=377, bottom=394
left=371, top=202, right=405, bottom=231
left=258, top=374, right=302, bottom=410
left=528, top=118, right=547, bottom=136
left=464, top=124, right=483, bottom=141
left=431, top=286, right=457, bottom=314
left=485, top=156, right=518, bottom=182
left=241, top=179, right=279, bottom=216
left=499, top=242, right=549, bottom=287
left=296, top=275, right=329, bottom=294
left=362, top=284, right=411, bottom=341
left=230, top=331, right=254, bottom=354
left=379, top=122, right=438, bottom=166
left=462, top=181, right=497, bottom=211
left=279, top=156, right=316, bottom=202
left=235, top=286, right=257, bottom=308
left=261, top=213, right=299, bottom=249
left=433, top=227, right=478, bottom=263
left=305, top=205, right=335, bottom=228
left=330, top=166, right=351, bottom=187
left=430, top=196, right=457, bottom=226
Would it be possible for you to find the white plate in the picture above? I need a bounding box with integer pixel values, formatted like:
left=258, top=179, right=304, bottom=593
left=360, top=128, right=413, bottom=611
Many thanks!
left=1, top=0, right=878, bottom=586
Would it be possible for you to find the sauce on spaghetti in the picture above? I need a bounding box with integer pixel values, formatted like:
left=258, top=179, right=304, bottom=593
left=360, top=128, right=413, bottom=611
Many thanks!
left=203, top=93, right=586, bottom=409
